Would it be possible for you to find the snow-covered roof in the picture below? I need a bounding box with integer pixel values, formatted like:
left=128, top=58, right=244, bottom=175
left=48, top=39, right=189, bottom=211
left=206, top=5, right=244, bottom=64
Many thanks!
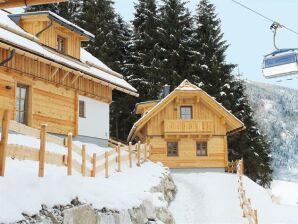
left=0, top=10, right=138, bottom=95
left=8, top=11, right=95, bottom=40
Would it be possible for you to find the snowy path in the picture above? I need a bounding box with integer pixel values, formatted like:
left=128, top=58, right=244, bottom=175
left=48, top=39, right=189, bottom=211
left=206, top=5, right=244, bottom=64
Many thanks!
left=169, top=172, right=243, bottom=224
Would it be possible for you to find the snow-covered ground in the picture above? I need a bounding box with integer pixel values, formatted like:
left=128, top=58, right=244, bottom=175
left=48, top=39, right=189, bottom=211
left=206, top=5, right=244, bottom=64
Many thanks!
left=170, top=172, right=298, bottom=224
left=170, top=172, right=243, bottom=224
left=271, top=180, right=298, bottom=206
left=0, top=159, right=167, bottom=223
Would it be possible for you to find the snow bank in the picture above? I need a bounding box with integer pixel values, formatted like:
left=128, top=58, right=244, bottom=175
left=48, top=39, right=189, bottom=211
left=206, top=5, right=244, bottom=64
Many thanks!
left=0, top=158, right=168, bottom=223
left=271, top=180, right=298, bottom=206
left=243, top=176, right=298, bottom=224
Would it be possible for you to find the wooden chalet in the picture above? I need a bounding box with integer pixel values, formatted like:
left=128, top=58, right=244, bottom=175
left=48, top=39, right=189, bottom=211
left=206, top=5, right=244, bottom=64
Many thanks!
left=0, top=10, right=138, bottom=146
left=128, top=80, right=245, bottom=168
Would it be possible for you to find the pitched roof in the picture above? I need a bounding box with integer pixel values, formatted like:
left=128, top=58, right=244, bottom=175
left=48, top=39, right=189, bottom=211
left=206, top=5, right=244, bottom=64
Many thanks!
left=128, top=79, right=245, bottom=141
left=0, top=10, right=138, bottom=96
left=9, top=11, right=94, bottom=40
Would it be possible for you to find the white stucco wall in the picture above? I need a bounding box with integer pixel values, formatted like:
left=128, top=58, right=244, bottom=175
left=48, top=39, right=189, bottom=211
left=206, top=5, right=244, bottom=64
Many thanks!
left=78, top=95, right=109, bottom=140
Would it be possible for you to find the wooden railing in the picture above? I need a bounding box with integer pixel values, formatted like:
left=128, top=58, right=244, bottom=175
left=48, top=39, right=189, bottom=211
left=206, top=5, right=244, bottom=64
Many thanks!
left=237, top=159, right=259, bottom=224
left=225, top=160, right=237, bottom=173
left=0, top=110, right=150, bottom=178
left=164, top=119, right=213, bottom=134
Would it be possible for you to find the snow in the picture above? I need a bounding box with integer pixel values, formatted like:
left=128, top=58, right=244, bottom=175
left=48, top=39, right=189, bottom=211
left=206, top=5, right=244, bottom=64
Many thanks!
left=170, top=172, right=298, bottom=224
left=271, top=180, right=298, bottom=206
left=170, top=172, right=243, bottom=223
left=245, top=81, right=298, bottom=181
left=0, top=158, right=167, bottom=223
left=0, top=10, right=137, bottom=94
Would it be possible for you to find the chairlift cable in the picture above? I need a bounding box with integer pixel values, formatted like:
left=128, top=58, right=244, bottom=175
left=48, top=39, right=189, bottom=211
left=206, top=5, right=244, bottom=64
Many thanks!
left=231, top=0, right=298, bottom=36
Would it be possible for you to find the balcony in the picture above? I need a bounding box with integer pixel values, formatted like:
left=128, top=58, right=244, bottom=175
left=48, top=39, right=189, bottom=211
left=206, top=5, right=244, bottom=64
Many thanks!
left=164, top=119, right=214, bottom=135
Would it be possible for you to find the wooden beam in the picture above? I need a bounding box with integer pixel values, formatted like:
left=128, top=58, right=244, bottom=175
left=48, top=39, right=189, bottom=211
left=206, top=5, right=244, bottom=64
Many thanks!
left=71, top=73, right=80, bottom=84
left=0, top=110, right=11, bottom=176
left=61, top=71, right=70, bottom=83
left=0, top=0, right=68, bottom=9
left=50, top=67, right=60, bottom=79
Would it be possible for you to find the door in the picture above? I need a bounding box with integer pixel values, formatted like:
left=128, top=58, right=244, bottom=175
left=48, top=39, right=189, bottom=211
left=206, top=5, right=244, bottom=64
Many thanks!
left=16, top=84, right=28, bottom=125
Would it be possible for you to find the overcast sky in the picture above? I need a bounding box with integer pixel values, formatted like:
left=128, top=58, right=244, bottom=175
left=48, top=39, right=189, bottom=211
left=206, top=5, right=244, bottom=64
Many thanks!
left=114, top=0, right=298, bottom=90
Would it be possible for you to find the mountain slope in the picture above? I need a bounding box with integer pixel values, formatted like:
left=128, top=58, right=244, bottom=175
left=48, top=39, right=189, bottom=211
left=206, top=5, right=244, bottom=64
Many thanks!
left=245, top=81, right=298, bottom=181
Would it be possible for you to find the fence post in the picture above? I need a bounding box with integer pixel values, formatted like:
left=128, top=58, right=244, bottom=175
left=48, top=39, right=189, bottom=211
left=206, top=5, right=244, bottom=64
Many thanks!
left=91, top=153, right=97, bottom=177
left=0, top=110, right=11, bottom=176
left=129, top=142, right=132, bottom=168
left=137, top=141, right=141, bottom=167
left=38, top=124, right=47, bottom=177
left=241, top=159, right=244, bottom=176
left=67, top=133, right=72, bottom=176
left=105, top=151, right=109, bottom=178
left=254, top=210, right=258, bottom=224
left=81, top=144, right=86, bottom=176
left=117, top=143, right=121, bottom=172
left=144, top=143, right=147, bottom=162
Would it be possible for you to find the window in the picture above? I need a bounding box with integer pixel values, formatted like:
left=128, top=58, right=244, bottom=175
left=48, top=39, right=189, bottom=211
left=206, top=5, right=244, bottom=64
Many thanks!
left=79, top=100, right=85, bottom=118
left=167, top=142, right=178, bottom=156
left=16, top=84, right=28, bottom=125
left=197, top=142, right=207, bottom=156
left=180, top=106, right=192, bottom=119
left=57, top=35, right=66, bottom=53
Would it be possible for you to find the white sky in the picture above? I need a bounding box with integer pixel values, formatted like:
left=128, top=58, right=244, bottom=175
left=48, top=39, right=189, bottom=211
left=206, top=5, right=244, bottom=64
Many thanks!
left=114, top=0, right=298, bottom=90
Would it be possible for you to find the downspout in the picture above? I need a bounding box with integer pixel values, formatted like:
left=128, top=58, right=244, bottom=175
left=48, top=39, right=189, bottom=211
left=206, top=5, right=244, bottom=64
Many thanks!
left=0, top=49, right=16, bottom=66
left=36, top=20, right=53, bottom=38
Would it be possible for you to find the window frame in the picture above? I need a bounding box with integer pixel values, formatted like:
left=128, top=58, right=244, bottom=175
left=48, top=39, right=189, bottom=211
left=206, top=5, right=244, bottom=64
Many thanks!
left=57, top=35, right=67, bottom=53
left=79, top=100, right=86, bottom=118
left=196, top=141, right=208, bottom=157
left=180, top=106, right=193, bottom=119
left=167, top=142, right=178, bottom=157
left=16, top=84, right=29, bottom=125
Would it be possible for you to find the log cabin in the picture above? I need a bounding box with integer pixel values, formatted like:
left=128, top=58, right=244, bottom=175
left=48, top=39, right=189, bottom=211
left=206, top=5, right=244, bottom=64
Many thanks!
left=0, top=10, right=138, bottom=146
left=128, top=80, right=245, bottom=169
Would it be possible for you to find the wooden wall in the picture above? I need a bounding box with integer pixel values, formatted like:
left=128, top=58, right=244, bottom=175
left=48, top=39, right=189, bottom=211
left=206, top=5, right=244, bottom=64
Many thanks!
left=149, top=136, right=226, bottom=168
left=0, top=69, right=75, bottom=134
left=0, top=47, right=113, bottom=136
left=146, top=96, right=227, bottom=136
left=20, top=16, right=84, bottom=59
left=142, top=94, right=229, bottom=168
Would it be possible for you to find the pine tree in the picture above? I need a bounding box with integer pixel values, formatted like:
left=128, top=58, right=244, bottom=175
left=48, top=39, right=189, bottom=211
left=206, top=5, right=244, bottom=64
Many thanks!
left=78, top=0, right=126, bottom=72
left=128, top=0, right=163, bottom=100
left=26, top=0, right=82, bottom=23
left=157, top=0, right=195, bottom=90
left=194, top=0, right=272, bottom=186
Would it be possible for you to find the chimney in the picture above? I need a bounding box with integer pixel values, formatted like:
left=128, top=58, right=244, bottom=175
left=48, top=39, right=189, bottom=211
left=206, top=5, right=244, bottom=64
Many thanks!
left=163, top=84, right=170, bottom=98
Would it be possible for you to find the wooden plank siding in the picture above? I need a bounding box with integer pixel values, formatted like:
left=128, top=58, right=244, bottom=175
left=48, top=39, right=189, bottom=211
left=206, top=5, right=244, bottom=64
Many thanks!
left=19, top=16, right=85, bottom=59
left=0, top=47, right=112, bottom=135
left=139, top=93, right=229, bottom=168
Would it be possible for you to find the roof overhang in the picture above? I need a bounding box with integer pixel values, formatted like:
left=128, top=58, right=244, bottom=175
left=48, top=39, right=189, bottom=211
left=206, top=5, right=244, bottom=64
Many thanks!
left=8, top=11, right=94, bottom=40
left=128, top=83, right=245, bottom=141
left=0, top=0, right=68, bottom=9
left=0, top=39, right=138, bottom=97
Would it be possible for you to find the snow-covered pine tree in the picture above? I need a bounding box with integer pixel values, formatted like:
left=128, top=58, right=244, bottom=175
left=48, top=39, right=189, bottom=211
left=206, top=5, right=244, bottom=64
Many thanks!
left=78, top=0, right=126, bottom=72
left=128, top=0, right=163, bottom=100
left=157, top=0, right=195, bottom=89
left=26, top=0, right=82, bottom=23
left=194, top=0, right=272, bottom=186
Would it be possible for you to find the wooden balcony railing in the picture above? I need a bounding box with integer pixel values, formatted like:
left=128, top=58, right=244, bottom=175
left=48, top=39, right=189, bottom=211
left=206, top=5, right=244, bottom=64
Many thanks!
left=164, top=119, right=214, bottom=135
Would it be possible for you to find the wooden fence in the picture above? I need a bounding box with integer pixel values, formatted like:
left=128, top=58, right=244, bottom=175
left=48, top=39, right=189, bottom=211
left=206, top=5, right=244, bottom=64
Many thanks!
left=237, top=159, right=259, bottom=224
left=0, top=110, right=150, bottom=178
left=225, top=160, right=237, bottom=173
